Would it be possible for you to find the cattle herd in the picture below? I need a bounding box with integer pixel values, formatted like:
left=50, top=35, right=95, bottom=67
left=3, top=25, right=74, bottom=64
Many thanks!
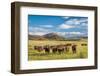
left=33, top=43, right=87, bottom=54
left=33, top=43, right=84, bottom=54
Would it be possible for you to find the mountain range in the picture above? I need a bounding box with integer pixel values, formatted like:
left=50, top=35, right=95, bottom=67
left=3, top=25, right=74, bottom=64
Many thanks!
left=29, top=33, right=66, bottom=40
left=29, top=33, right=87, bottom=40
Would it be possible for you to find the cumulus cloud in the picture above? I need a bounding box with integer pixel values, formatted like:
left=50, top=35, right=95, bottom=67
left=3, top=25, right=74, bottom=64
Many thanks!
left=29, top=32, right=47, bottom=36
left=29, top=26, right=52, bottom=35
left=29, top=27, right=50, bottom=32
left=79, top=18, right=88, bottom=23
left=69, top=32, right=84, bottom=35
left=42, top=25, right=53, bottom=28
left=56, top=31, right=87, bottom=38
left=57, top=32, right=66, bottom=36
left=59, top=24, right=75, bottom=29
left=57, top=32, right=84, bottom=36
left=65, top=19, right=80, bottom=25
left=65, top=18, right=88, bottom=26
left=81, top=22, right=87, bottom=26
left=62, top=17, right=70, bottom=19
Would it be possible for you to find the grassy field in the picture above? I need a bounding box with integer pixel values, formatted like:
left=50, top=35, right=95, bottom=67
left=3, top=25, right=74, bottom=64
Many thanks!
left=28, top=40, right=88, bottom=60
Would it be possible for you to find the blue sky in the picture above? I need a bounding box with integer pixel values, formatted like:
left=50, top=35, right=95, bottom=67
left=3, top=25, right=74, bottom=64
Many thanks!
left=28, top=15, right=88, bottom=37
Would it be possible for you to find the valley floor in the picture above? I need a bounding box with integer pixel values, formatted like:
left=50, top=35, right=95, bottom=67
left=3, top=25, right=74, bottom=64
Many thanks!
left=28, top=40, right=88, bottom=60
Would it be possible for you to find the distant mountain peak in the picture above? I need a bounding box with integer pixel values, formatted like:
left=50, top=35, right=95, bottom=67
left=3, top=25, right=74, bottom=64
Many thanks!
left=28, top=32, right=87, bottom=40
left=44, top=33, right=58, bottom=37
left=29, top=33, right=65, bottom=40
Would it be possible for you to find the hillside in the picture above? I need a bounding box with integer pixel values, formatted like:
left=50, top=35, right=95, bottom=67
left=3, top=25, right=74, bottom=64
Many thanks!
left=29, top=33, right=66, bottom=40
left=29, top=35, right=47, bottom=40
left=29, top=33, right=88, bottom=41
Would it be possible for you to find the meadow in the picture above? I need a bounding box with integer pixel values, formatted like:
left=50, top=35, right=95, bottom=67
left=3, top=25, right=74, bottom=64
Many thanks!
left=28, top=40, right=88, bottom=60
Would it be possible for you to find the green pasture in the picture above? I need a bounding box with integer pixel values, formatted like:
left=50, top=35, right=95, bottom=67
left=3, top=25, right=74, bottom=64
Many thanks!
left=28, top=40, right=88, bottom=60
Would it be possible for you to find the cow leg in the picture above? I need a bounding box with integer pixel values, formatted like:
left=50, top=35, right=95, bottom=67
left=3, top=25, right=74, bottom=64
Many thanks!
left=58, top=49, right=62, bottom=54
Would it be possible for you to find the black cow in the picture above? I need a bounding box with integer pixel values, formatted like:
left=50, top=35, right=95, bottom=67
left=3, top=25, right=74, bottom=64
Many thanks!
left=34, top=46, right=38, bottom=50
left=72, top=44, right=77, bottom=54
left=81, top=44, right=87, bottom=46
left=51, top=46, right=58, bottom=53
left=57, top=45, right=65, bottom=54
left=44, top=45, right=50, bottom=53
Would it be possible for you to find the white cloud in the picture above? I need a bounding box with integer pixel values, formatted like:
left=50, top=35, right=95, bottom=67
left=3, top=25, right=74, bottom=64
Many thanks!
left=42, top=25, right=53, bottom=28
left=29, top=32, right=47, bottom=36
left=57, top=32, right=84, bottom=36
left=29, top=27, right=52, bottom=35
left=29, top=27, right=50, bottom=32
left=57, top=32, right=66, bottom=36
left=81, top=22, right=87, bottom=26
left=29, top=31, right=85, bottom=36
left=65, top=19, right=80, bottom=25
left=59, top=24, right=75, bottom=29
left=80, top=18, right=88, bottom=23
left=65, top=18, right=88, bottom=26
left=69, top=32, right=84, bottom=35
left=62, top=17, right=70, bottom=19
left=29, top=26, right=33, bottom=31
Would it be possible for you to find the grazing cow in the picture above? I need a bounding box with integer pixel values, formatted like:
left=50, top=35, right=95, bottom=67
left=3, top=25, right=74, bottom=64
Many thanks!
left=64, top=44, right=70, bottom=52
left=44, top=45, right=50, bottom=53
left=51, top=46, right=58, bottom=53
left=81, top=43, right=87, bottom=46
left=38, top=46, right=44, bottom=52
left=34, top=46, right=44, bottom=52
left=57, top=45, right=65, bottom=54
left=66, top=43, right=72, bottom=46
left=34, top=46, right=38, bottom=50
left=72, top=44, right=77, bottom=54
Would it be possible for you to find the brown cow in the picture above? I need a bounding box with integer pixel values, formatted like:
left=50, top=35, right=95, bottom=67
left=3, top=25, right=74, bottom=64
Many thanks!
left=72, top=44, right=77, bottom=54
left=64, top=44, right=70, bottom=52
left=66, top=43, right=72, bottom=46
left=34, top=46, right=44, bottom=52
left=57, top=45, right=65, bottom=54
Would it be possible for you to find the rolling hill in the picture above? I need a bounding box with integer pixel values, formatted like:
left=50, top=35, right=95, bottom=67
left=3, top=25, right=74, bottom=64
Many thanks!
left=29, top=33, right=66, bottom=40
left=29, top=33, right=88, bottom=41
